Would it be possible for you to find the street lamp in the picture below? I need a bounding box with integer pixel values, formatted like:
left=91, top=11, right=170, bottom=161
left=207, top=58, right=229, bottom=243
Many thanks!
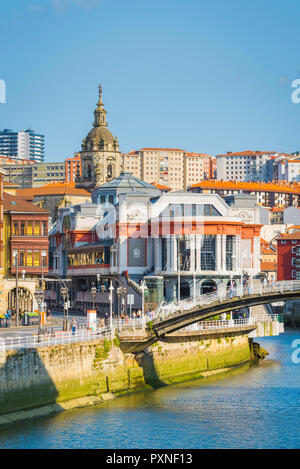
left=140, top=280, right=148, bottom=319
left=90, top=283, right=97, bottom=310
left=109, top=280, right=114, bottom=334
left=60, top=285, right=69, bottom=330
left=41, top=251, right=47, bottom=314
left=116, top=286, right=126, bottom=316
left=13, top=252, right=19, bottom=327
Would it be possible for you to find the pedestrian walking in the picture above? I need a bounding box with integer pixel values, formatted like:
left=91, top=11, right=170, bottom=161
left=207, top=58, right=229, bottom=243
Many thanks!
left=71, top=318, right=77, bottom=335
left=263, top=276, right=268, bottom=292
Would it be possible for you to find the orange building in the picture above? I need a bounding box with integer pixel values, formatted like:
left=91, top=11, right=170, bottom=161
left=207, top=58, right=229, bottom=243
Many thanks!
left=65, top=154, right=81, bottom=183
left=190, top=180, right=300, bottom=208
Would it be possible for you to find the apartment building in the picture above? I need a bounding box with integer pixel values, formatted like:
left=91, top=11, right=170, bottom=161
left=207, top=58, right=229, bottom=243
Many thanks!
left=216, top=150, right=278, bottom=182
left=122, top=148, right=215, bottom=191
left=0, top=128, right=45, bottom=162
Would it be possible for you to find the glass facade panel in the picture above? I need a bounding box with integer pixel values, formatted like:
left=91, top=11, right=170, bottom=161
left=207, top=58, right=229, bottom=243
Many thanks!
left=201, top=235, right=216, bottom=270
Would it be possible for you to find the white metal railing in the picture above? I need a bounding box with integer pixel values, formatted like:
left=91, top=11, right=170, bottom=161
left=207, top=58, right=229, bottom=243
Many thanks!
left=0, top=327, right=112, bottom=352
left=183, top=318, right=254, bottom=332
left=151, top=280, right=300, bottom=323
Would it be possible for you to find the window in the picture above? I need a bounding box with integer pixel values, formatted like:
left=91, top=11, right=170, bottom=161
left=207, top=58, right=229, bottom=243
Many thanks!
left=41, top=221, right=47, bottom=236
left=20, top=222, right=25, bottom=236
left=27, top=251, right=33, bottom=266
left=201, top=235, right=216, bottom=271
left=12, top=222, right=19, bottom=236
left=34, top=250, right=40, bottom=266
left=27, top=221, right=33, bottom=236
left=281, top=240, right=286, bottom=244
left=19, top=251, right=25, bottom=266
left=226, top=235, right=233, bottom=270
left=42, top=250, right=47, bottom=266
left=34, top=222, right=40, bottom=236
left=12, top=250, right=17, bottom=266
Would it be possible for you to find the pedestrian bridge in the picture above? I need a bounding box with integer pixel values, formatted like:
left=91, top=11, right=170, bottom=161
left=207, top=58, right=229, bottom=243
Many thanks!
left=118, top=280, right=300, bottom=352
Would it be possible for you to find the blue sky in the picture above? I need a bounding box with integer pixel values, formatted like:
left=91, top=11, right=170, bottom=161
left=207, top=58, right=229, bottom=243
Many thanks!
left=1, top=0, right=300, bottom=161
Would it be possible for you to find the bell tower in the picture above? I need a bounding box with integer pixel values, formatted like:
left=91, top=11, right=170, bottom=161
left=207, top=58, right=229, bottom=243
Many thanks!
left=76, top=84, right=122, bottom=191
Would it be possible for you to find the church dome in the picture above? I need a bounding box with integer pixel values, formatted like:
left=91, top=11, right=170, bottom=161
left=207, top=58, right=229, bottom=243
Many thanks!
left=85, top=126, right=114, bottom=145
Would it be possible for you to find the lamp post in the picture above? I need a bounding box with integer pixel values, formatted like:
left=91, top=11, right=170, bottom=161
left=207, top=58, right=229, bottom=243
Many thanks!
left=140, top=279, right=148, bottom=320
left=41, top=251, right=47, bottom=315
left=109, top=280, right=114, bottom=334
left=60, top=286, right=69, bottom=330
left=13, top=252, right=19, bottom=327
left=90, top=283, right=97, bottom=311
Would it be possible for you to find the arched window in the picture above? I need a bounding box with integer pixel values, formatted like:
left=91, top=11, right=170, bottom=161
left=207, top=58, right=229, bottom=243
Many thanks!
left=87, top=163, right=92, bottom=180
left=107, top=164, right=112, bottom=179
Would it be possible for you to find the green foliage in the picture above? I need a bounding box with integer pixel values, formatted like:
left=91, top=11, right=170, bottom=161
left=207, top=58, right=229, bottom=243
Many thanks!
left=146, top=321, right=153, bottom=331
left=93, top=339, right=112, bottom=370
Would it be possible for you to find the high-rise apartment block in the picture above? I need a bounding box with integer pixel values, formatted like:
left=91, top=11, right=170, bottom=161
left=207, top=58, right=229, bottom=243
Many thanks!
left=0, top=128, right=45, bottom=162
left=216, top=151, right=277, bottom=182
left=122, top=148, right=215, bottom=191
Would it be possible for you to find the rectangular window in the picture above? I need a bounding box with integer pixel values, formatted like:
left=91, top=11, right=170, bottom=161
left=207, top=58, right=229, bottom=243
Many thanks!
left=34, top=250, right=40, bottom=266
left=20, top=222, right=25, bottom=236
left=27, top=250, right=33, bottom=266
left=19, top=250, right=25, bottom=266
left=34, top=222, right=40, bottom=236
left=41, top=221, right=47, bottom=236
left=12, top=250, right=18, bottom=266
left=27, top=221, right=33, bottom=236
left=201, top=235, right=216, bottom=271
left=226, top=235, right=233, bottom=270
left=12, top=222, right=19, bottom=236
left=42, top=250, right=47, bottom=266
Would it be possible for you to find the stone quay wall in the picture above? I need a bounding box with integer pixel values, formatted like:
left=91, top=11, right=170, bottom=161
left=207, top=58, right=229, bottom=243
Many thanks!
left=0, top=329, right=251, bottom=417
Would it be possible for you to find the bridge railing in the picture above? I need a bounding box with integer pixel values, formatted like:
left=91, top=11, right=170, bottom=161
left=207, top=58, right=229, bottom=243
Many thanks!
left=183, top=318, right=255, bottom=331
left=0, top=327, right=112, bottom=352
left=152, top=280, right=300, bottom=322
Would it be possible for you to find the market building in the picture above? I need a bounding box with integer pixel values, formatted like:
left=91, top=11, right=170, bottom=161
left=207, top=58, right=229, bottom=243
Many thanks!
left=47, top=173, right=263, bottom=314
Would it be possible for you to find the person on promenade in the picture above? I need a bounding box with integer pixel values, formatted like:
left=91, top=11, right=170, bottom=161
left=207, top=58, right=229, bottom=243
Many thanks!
left=263, top=276, right=268, bottom=292
left=230, top=281, right=234, bottom=299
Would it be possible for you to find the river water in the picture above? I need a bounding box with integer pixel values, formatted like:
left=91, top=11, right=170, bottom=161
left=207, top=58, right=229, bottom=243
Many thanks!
left=0, top=328, right=300, bottom=449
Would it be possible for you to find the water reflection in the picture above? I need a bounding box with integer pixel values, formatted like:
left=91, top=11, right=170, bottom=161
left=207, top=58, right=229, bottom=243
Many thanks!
left=0, top=329, right=300, bottom=449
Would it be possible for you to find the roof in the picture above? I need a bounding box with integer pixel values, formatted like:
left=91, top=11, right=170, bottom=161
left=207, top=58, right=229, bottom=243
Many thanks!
left=185, top=152, right=213, bottom=158
left=150, top=182, right=172, bottom=191
left=16, top=182, right=90, bottom=198
left=278, top=231, right=300, bottom=240
left=190, top=179, right=300, bottom=194
left=3, top=192, right=49, bottom=214
left=140, top=148, right=184, bottom=152
left=216, top=151, right=275, bottom=157
left=93, top=172, right=161, bottom=193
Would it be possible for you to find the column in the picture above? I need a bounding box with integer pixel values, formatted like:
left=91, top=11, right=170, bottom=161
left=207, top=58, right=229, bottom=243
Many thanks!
left=235, top=235, right=241, bottom=273
left=119, top=237, right=127, bottom=272
left=189, top=234, right=196, bottom=272
left=171, top=235, right=177, bottom=272
left=166, top=237, right=172, bottom=272
left=221, top=234, right=227, bottom=273
left=252, top=236, right=260, bottom=274
left=216, top=234, right=222, bottom=272
left=195, top=234, right=202, bottom=272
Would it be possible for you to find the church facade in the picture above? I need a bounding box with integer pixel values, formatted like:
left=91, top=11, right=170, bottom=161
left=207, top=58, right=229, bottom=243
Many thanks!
left=76, top=85, right=122, bottom=191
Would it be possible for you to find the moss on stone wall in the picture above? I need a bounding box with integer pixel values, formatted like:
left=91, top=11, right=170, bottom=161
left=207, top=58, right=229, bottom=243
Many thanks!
left=0, top=330, right=252, bottom=416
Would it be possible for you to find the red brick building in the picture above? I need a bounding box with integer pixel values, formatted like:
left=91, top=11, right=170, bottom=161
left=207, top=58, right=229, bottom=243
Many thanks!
left=276, top=231, right=300, bottom=280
